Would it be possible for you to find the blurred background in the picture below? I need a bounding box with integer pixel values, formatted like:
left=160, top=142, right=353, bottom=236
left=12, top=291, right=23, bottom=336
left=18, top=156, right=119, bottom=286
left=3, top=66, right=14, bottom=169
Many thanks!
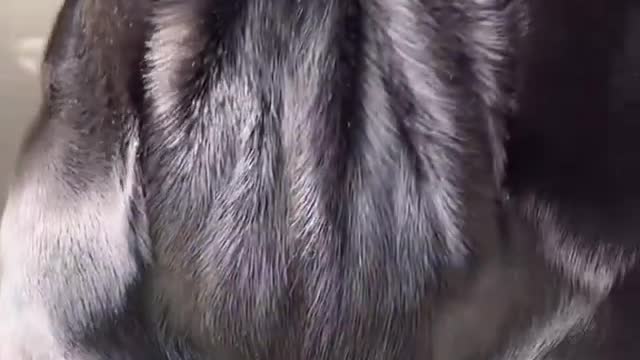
left=0, top=1, right=61, bottom=205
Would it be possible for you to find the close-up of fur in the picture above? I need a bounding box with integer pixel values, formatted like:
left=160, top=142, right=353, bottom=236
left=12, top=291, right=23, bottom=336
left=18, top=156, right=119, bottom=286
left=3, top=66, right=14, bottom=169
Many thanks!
left=1, top=0, right=640, bottom=359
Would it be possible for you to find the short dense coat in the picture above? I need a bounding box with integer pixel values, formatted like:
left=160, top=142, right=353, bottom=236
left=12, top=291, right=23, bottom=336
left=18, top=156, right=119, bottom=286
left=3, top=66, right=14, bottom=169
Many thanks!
left=1, top=0, right=640, bottom=359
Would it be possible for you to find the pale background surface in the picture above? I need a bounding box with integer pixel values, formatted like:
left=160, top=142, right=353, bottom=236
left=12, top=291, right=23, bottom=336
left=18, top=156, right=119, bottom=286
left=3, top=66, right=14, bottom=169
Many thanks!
left=0, top=1, right=62, bottom=205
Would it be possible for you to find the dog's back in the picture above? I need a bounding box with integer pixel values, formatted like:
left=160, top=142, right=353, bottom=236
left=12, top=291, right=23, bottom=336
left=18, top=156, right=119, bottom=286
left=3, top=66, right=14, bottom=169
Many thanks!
left=2, top=0, right=640, bottom=359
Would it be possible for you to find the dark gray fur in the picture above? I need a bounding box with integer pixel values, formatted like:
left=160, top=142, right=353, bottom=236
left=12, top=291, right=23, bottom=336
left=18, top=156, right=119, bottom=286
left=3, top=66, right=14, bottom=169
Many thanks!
left=1, top=0, right=640, bottom=359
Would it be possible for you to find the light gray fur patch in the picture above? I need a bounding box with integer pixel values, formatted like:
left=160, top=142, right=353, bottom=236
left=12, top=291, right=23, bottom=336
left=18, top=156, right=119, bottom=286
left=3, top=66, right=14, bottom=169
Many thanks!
left=523, top=196, right=637, bottom=294
left=497, top=294, right=600, bottom=360
left=0, top=134, right=142, bottom=353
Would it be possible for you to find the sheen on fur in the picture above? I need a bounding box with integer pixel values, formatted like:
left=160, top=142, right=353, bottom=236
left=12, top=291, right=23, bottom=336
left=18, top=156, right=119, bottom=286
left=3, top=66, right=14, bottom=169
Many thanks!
left=0, top=0, right=156, bottom=358
left=143, top=0, right=513, bottom=358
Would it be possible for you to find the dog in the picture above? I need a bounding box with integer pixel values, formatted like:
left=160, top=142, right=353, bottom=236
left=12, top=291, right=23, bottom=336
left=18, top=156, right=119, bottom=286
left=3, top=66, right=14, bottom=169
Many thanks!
left=1, top=0, right=640, bottom=358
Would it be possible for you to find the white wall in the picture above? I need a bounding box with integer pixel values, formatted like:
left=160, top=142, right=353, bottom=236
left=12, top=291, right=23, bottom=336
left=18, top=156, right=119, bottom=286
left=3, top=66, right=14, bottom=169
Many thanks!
left=0, top=1, right=62, bottom=204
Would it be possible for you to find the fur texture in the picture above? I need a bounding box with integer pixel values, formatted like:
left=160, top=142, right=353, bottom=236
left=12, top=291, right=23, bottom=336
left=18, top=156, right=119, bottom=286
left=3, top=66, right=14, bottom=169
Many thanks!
left=1, top=0, right=640, bottom=359
left=506, top=0, right=640, bottom=290
left=0, top=0, right=157, bottom=358
left=143, top=0, right=512, bottom=358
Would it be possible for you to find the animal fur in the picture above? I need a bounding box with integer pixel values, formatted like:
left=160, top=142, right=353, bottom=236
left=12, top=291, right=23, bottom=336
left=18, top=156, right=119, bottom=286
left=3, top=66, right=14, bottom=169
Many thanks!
left=1, top=0, right=640, bottom=359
